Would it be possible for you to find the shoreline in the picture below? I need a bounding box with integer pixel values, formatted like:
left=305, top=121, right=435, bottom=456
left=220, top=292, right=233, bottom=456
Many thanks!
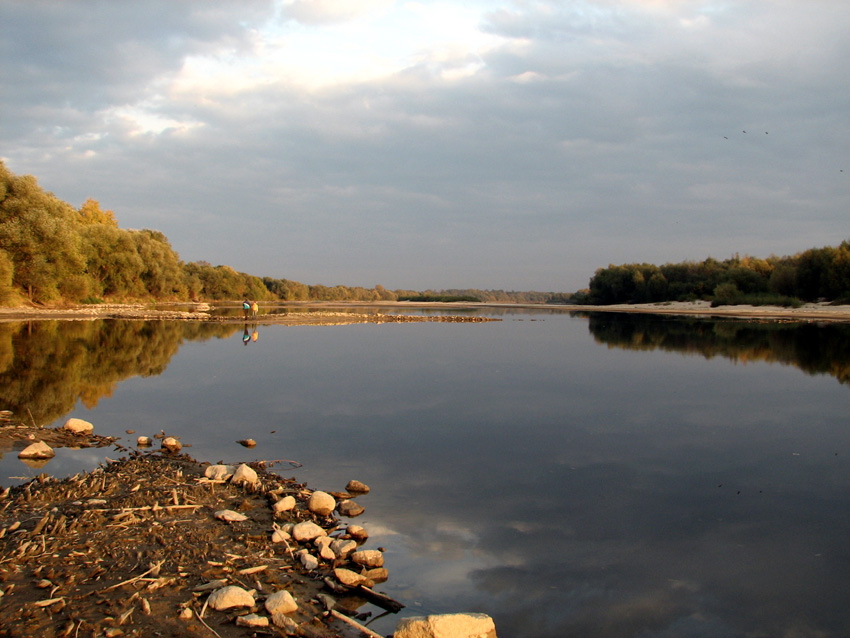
left=2, top=299, right=850, bottom=323
left=0, top=425, right=396, bottom=638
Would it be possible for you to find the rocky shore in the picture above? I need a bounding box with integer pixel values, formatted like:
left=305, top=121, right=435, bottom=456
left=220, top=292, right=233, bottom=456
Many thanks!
left=0, top=420, right=399, bottom=638
left=0, top=419, right=498, bottom=638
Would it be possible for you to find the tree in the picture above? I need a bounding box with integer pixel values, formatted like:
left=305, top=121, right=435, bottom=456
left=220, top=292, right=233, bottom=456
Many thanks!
left=78, top=198, right=118, bottom=226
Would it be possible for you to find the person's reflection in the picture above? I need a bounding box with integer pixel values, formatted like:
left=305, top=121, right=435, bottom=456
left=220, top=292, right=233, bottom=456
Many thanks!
left=252, top=326, right=259, bottom=343
left=243, top=325, right=251, bottom=346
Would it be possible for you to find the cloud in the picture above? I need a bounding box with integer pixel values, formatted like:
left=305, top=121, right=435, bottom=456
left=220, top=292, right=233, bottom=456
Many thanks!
left=1, top=0, right=848, bottom=290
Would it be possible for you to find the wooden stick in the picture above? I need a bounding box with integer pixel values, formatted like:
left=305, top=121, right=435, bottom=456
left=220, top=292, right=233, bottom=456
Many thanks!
left=100, top=560, right=164, bottom=592
left=330, top=609, right=384, bottom=638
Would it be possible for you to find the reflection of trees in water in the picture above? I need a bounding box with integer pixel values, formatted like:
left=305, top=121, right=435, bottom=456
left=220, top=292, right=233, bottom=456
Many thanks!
left=0, top=320, right=240, bottom=425
left=585, top=313, right=850, bottom=386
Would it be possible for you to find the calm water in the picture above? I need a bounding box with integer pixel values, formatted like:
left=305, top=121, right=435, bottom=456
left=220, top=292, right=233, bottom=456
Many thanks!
left=2, top=309, right=850, bottom=637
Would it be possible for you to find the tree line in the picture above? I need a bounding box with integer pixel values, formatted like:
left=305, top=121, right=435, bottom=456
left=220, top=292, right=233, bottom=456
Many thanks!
left=577, top=243, right=850, bottom=306
left=0, top=162, right=571, bottom=305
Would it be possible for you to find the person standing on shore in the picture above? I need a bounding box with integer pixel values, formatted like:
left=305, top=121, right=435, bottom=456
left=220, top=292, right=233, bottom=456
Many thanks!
left=251, top=301, right=258, bottom=318
left=242, top=299, right=250, bottom=320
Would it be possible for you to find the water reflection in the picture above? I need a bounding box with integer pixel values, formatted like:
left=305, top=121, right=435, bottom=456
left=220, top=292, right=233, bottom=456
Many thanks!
left=585, top=312, right=850, bottom=386
left=0, top=319, right=239, bottom=425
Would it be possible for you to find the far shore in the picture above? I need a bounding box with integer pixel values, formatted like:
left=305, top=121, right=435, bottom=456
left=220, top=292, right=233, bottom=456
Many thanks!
left=2, top=299, right=850, bottom=323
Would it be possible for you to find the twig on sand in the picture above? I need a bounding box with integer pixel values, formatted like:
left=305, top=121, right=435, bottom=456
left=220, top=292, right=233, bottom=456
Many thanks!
left=100, top=560, right=165, bottom=592
left=329, top=609, right=383, bottom=638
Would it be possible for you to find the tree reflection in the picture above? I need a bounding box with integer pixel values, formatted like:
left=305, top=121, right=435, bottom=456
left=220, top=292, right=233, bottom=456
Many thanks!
left=584, top=313, right=850, bottom=386
left=0, top=320, right=240, bottom=425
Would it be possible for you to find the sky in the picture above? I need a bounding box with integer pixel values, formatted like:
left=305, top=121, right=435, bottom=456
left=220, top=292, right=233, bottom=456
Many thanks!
left=1, top=0, right=848, bottom=292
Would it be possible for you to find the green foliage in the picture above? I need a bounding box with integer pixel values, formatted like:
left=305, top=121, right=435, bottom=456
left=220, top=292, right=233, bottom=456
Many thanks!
left=586, top=243, right=850, bottom=306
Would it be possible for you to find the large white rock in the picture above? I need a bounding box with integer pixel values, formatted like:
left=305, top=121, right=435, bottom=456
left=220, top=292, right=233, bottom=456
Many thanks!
left=307, top=490, right=335, bottom=516
left=291, top=521, right=326, bottom=542
left=18, top=441, right=55, bottom=459
left=206, top=585, right=255, bottom=610
left=63, top=418, right=93, bottom=435
left=394, top=613, right=498, bottom=638
left=231, top=463, right=258, bottom=486
left=265, top=590, right=298, bottom=615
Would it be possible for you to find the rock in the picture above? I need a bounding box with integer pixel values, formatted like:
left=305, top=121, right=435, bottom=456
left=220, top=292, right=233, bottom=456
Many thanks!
left=333, top=568, right=367, bottom=587
left=18, top=441, right=55, bottom=459
left=363, top=567, right=389, bottom=583
left=330, top=538, right=357, bottom=559
left=206, top=585, right=255, bottom=610
left=136, top=436, right=152, bottom=447
left=394, top=613, right=498, bottom=638
left=346, top=479, right=370, bottom=494
left=63, top=418, right=93, bottom=435
left=236, top=613, right=269, bottom=628
left=265, top=590, right=298, bottom=615
left=273, top=495, right=296, bottom=513
left=271, top=526, right=291, bottom=544
left=338, top=500, right=365, bottom=517
left=237, top=439, right=256, bottom=448
left=204, top=464, right=234, bottom=480
left=271, top=612, right=299, bottom=633
left=161, top=436, right=182, bottom=453
left=307, top=490, right=335, bottom=516
left=346, top=525, right=369, bottom=542
left=291, top=521, right=326, bottom=542
left=178, top=608, right=193, bottom=620
left=298, top=551, right=319, bottom=570
left=231, top=463, right=258, bottom=486
left=351, top=549, right=384, bottom=568
left=215, top=509, right=248, bottom=522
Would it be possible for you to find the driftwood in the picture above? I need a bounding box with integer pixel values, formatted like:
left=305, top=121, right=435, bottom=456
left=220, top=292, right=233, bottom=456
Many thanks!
left=329, top=609, right=383, bottom=638
left=355, top=585, right=405, bottom=612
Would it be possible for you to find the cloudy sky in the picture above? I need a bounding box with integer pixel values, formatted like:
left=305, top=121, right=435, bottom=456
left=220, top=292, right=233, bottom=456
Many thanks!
left=1, top=1, right=848, bottom=291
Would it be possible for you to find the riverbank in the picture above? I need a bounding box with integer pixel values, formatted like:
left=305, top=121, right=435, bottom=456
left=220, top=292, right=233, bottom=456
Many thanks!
left=2, top=299, right=850, bottom=323
left=0, top=425, right=396, bottom=638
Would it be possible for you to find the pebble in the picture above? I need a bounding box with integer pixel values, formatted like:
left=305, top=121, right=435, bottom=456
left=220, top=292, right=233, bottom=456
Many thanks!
left=338, top=500, right=365, bottom=517
left=298, top=551, right=319, bottom=570
left=18, top=441, right=55, bottom=459
left=215, top=509, right=248, bottom=522
left=333, top=567, right=367, bottom=587
left=346, top=479, right=370, bottom=494
left=271, top=612, right=299, bottom=633
left=307, top=490, right=335, bottom=516
left=330, top=538, right=357, bottom=559
left=236, top=613, right=269, bottom=628
left=265, top=589, right=298, bottom=615
left=231, top=463, right=258, bottom=486
left=346, top=524, right=369, bottom=542
left=161, top=436, right=182, bottom=452
left=63, top=418, right=94, bottom=435
left=204, top=464, right=234, bottom=481
left=207, top=585, right=255, bottom=610
left=291, top=521, right=326, bottom=542
left=351, top=549, right=384, bottom=568
left=237, top=439, right=256, bottom=448
left=136, top=436, right=152, bottom=447
left=273, top=495, right=296, bottom=513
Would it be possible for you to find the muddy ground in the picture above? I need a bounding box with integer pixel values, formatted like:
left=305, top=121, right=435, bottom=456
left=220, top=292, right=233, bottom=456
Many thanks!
left=0, top=425, right=397, bottom=638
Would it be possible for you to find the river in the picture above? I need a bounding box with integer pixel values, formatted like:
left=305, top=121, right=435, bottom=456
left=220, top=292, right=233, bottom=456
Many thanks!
left=1, top=308, right=849, bottom=637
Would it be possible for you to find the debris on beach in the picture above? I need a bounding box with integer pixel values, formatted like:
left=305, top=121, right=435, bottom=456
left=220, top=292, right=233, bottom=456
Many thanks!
left=0, top=445, right=402, bottom=637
